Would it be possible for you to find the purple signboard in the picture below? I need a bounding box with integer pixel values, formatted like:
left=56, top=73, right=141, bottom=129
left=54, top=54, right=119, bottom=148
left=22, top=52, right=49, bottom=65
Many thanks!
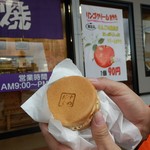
left=0, top=0, right=63, bottom=39
left=0, top=72, right=52, bottom=92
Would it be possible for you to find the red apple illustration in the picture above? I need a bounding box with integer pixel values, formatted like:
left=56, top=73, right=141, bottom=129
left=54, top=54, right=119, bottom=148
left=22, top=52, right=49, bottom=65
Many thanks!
left=94, top=45, right=115, bottom=68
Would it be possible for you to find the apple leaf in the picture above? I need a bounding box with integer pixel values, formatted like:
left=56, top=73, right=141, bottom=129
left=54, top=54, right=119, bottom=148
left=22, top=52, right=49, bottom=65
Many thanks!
left=92, top=44, right=97, bottom=51
left=85, top=43, right=91, bottom=47
left=98, top=38, right=105, bottom=44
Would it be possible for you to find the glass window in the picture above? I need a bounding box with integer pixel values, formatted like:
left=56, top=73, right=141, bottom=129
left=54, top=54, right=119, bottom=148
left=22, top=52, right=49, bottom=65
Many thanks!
left=80, top=0, right=137, bottom=90
left=0, top=1, right=68, bottom=136
left=141, top=5, right=150, bottom=77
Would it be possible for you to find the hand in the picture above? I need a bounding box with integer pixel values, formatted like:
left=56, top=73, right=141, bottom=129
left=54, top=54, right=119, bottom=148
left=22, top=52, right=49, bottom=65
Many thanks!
left=39, top=123, right=71, bottom=150
left=89, top=77, right=150, bottom=139
left=39, top=77, right=150, bottom=150
left=91, top=111, right=121, bottom=150
left=39, top=117, right=120, bottom=150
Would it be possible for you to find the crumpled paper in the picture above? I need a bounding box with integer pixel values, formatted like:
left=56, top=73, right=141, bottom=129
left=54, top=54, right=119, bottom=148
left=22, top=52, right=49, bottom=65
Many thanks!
left=21, top=58, right=142, bottom=150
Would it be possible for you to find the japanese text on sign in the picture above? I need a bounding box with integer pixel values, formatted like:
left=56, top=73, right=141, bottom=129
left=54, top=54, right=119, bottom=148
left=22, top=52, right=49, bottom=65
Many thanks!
left=0, top=1, right=31, bottom=30
left=0, top=72, right=51, bottom=92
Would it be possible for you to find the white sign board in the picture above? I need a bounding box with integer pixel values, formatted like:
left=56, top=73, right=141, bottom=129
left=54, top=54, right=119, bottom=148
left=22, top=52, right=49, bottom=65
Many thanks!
left=81, top=4, right=127, bottom=81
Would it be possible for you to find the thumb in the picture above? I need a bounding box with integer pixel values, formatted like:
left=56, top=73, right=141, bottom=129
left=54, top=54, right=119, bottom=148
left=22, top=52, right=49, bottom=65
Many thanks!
left=91, top=111, right=121, bottom=150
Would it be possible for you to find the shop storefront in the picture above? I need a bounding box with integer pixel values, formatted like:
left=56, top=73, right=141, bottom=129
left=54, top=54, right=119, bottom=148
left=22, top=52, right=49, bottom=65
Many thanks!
left=0, top=0, right=73, bottom=139
left=0, top=0, right=150, bottom=141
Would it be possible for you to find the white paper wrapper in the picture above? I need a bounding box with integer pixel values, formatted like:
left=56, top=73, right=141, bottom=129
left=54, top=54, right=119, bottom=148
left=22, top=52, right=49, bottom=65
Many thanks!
left=21, top=58, right=142, bottom=150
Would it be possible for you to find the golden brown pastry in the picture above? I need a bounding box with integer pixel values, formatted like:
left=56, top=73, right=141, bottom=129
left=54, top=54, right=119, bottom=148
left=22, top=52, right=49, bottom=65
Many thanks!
left=47, top=76, right=100, bottom=130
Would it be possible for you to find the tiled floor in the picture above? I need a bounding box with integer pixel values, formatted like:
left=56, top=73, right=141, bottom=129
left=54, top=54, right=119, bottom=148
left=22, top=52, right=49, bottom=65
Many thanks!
left=0, top=132, right=49, bottom=150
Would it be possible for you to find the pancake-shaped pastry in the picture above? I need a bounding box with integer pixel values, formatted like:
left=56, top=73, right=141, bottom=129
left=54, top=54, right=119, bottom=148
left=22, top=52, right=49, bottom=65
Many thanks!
left=47, top=76, right=100, bottom=130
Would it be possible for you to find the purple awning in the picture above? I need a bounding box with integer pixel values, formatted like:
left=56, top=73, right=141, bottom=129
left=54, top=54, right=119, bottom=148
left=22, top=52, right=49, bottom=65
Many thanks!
left=0, top=0, right=63, bottom=39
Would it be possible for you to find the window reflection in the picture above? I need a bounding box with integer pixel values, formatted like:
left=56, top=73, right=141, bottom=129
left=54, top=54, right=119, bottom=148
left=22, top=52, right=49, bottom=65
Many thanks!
left=0, top=39, right=67, bottom=74
left=80, top=1, right=133, bottom=89
left=142, top=5, right=150, bottom=76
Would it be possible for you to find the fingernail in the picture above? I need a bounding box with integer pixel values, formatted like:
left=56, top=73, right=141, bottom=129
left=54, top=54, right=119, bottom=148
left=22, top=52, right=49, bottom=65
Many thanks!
left=93, top=111, right=105, bottom=125
left=88, top=78, right=99, bottom=83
